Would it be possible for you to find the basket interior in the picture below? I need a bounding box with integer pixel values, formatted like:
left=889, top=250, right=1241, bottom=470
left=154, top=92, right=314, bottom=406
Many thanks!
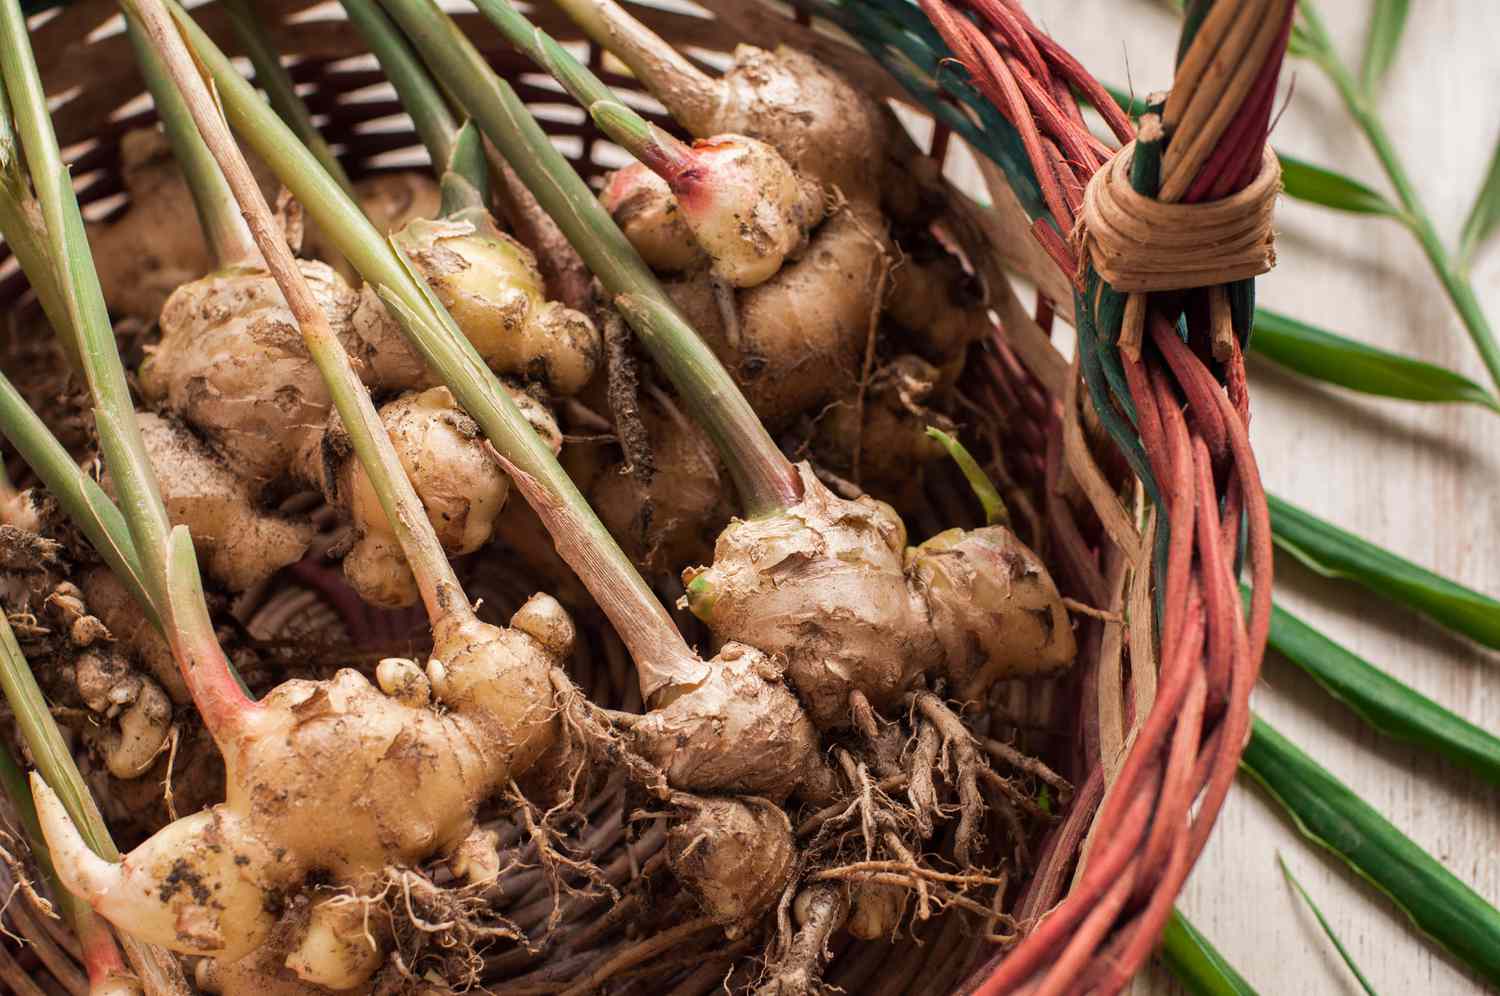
left=0, top=2, right=1131, bottom=992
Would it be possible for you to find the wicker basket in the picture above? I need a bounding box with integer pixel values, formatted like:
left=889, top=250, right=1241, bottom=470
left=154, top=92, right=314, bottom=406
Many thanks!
left=0, top=1, right=1280, bottom=993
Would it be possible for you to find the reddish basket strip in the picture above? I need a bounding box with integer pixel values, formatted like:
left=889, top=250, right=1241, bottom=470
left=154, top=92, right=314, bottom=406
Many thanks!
left=910, top=1, right=1290, bottom=993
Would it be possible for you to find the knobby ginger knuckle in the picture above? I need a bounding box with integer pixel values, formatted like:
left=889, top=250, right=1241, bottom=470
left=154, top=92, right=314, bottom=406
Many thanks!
left=885, top=247, right=990, bottom=378
left=336, top=386, right=560, bottom=608
left=685, top=464, right=934, bottom=728
left=847, top=881, right=905, bottom=941
left=909, top=526, right=1076, bottom=699
left=395, top=215, right=602, bottom=396
left=72, top=646, right=173, bottom=780
left=627, top=642, right=820, bottom=801
left=812, top=354, right=954, bottom=489
left=668, top=796, right=796, bottom=935
left=281, top=899, right=386, bottom=990
left=348, top=284, right=430, bottom=393
left=705, top=45, right=887, bottom=199
left=677, top=136, right=827, bottom=288
left=601, top=163, right=704, bottom=273
left=36, top=597, right=576, bottom=987
left=664, top=205, right=890, bottom=425
left=141, top=260, right=365, bottom=487
left=589, top=401, right=732, bottom=576
left=107, top=415, right=313, bottom=592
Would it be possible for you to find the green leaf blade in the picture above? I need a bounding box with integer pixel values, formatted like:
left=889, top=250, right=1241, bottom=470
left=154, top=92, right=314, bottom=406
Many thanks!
left=1457, top=131, right=1500, bottom=273
left=1242, top=718, right=1500, bottom=985
left=1277, top=153, right=1400, bottom=216
left=1159, top=909, right=1261, bottom=996
left=1278, top=856, right=1381, bottom=996
left=1268, top=495, right=1500, bottom=650
left=1251, top=309, right=1500, bottom=411
left=1360, top=0, right=1411, bottom=94
left=926, top=427, right=1008, bottom=526
left=1260, top=594, right=1500, bottom=785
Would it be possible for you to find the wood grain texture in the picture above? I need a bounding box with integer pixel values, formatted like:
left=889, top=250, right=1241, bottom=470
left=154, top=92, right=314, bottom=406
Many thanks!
left=1009, top=2, right=1500, bottom=993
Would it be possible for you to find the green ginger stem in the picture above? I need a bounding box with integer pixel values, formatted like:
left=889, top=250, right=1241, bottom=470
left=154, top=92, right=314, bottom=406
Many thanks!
left=337, top=0, right=457, bottom=172
left=166, top=0, right=709, bottom=697
left=127, top=0, right=472, bottom=630
left=0, top=0, right=256, bottom=740
left=374, top=0, right=803, bottom=517
left=550, top=0, right=718, bottom=134
left=468, top=0, right=696, bottom=179
left=124, top=11, right=257, bottom=268
left=221, top=0, right=354, bottom=196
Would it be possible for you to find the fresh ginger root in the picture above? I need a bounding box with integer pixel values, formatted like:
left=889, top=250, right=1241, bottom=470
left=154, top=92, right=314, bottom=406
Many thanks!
left=35, top=594, right=577, bottom=986
left=394, top=212, right=602, bottom=396
left=631, top=41, right=889, bottom=200
left=72, top=646, right=174, bottom=780
left=43, top=582, right=174, bottom=780
left=585, top=13, right=994, bottom=426
left=684, top=465, right=1075, bottom=728
left=586, top=396, right=733, bottom=576
left=305, top=384, right=561, bottom=608
left=601, top=135, right=826, bottom=290
left=102, top=414, right=313, bottom=592
left=667, top=795, right=797, bottom=936
left=140, top=259, right=386, bottom=489
left=661, top=208, right=890, bottom=425
left=811, top=354, right=955, bottom=490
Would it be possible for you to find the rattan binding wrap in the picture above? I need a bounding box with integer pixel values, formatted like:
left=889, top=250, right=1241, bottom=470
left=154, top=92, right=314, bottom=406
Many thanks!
left=0, top=1, right=1280, bottom=994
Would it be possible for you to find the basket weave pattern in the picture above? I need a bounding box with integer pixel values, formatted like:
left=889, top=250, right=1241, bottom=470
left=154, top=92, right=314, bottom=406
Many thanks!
left=0, top=2, right=1284, bottom=994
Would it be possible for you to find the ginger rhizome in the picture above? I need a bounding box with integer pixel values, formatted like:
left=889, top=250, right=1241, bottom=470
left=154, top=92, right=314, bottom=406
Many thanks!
left=683, top=465, right=1075, bottom=728
left=305, top=383, right=561, bottom=607
left=36, top=595, right=577, bottom=982
left=557, top=0, right=993, bottom=513
left=0, top=3, right=1092, bottom=993
left=393, top=212, right=601, bottom=396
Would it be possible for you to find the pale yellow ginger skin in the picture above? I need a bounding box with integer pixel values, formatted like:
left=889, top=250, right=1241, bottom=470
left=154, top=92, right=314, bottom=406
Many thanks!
left=685, top=465, right=1075, bottom=728
left=674, top=135, right=825, bottom=288
left=600, top=163, right=704, bottom=273
left=627, top=642, right=823, bottom=802
left=671, top=45, right=888, bottom=201
left=74, top=648, right=173, bottom=780
left=395, top=215, right=601, bottom=396
left=907, top=527, right=1076, bottom=700
left=667, top=796, right=796, bottom=937
left=141, top=260, right=382, bottom=488
left=105, top=415, right=313, bottom=593
left=663, top=206, right=891, bottom=425
left=685, top=464, right=930, bottom=728
left=36, top=595, right=576, bottom=990
left=327, top=385, right=561, bottom=609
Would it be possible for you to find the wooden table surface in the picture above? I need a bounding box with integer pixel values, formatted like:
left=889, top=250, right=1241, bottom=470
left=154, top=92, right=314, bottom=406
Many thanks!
left=1001, top=2, right=1500, bottom=993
